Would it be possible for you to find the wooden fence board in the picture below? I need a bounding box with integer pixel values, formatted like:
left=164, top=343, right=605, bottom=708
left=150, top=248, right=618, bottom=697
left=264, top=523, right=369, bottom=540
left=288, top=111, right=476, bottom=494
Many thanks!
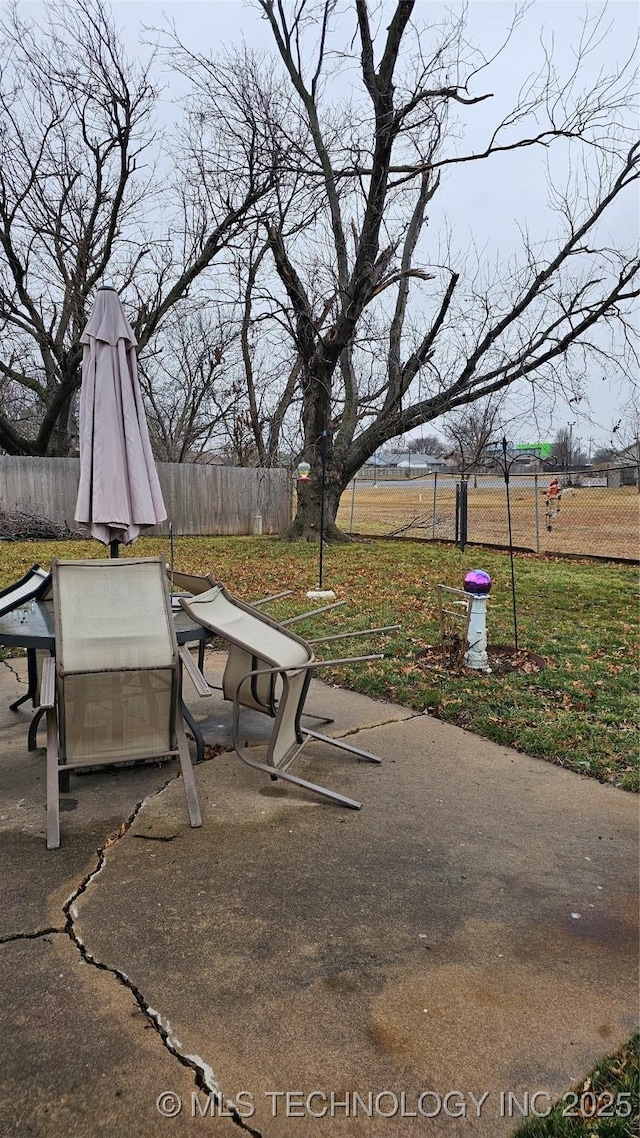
left=0, top=457, right=292, bottom=536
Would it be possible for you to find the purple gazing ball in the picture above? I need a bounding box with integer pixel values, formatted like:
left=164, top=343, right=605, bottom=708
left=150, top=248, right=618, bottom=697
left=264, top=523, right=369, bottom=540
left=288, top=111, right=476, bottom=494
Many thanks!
left=463, top=569, right=492, bottom=595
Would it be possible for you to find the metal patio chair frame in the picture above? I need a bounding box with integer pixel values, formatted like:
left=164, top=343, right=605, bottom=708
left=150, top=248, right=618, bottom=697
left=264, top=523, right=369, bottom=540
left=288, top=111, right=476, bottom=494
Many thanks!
left=180, top=582, right=388, bottom=810
left=435, top=585, right=473, bottom=666
left=40, top=557, right=208, bottom=849
left=1, top=565, right=51, bottom=715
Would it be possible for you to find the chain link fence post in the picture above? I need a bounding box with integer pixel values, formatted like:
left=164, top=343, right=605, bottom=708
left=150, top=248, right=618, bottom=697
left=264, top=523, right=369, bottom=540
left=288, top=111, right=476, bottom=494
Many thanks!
left=336, top=462, right=637, bottom=555
left=348, top=475, right=357, bottom=533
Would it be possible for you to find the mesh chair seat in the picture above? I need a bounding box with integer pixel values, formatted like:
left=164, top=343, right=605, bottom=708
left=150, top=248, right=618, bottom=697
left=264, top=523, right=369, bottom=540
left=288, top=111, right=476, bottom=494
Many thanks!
left=42, top=557, right=204, bottom=849
left=181, top=583, right=384, bottom=809
left=0, top=564, right=50, bottom=614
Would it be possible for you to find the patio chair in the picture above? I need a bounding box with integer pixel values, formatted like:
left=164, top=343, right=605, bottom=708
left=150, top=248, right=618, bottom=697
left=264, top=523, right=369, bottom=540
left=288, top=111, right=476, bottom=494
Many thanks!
left=167, top=567, right=293, bottom=609
left=167, top=567, right=294, bottom=670
left=166, top=569, right=215, bottom=596
left=1, top=565, right=51, bottom=713
left=40, top=557, right=207, bottom=849
left=0, top=564, right=50, bottom=614
left=180, top=583, right=386, bottom=810
left=167, top=569, right=347, bottom=712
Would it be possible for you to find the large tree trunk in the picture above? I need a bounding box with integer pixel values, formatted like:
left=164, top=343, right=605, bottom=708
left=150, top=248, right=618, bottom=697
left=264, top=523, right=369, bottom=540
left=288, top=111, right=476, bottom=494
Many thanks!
left=282, top=462, right=351, bottom=543
left=50, top=390, right=74, bottom=457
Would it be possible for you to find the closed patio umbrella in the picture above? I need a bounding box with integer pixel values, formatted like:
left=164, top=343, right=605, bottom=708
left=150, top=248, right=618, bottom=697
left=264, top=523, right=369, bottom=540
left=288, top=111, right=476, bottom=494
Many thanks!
left=74, top=286, right=167, bottom=555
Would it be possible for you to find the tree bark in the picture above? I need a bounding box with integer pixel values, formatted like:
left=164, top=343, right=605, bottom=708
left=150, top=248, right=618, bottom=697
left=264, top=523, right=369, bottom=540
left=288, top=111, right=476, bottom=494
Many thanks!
left=283, top=460, right=351, bottom=543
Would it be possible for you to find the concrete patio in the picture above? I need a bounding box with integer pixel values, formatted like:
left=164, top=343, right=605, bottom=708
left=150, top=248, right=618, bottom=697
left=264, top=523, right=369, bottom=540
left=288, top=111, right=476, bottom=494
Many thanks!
left=0, top=651, right=637, bottom=1136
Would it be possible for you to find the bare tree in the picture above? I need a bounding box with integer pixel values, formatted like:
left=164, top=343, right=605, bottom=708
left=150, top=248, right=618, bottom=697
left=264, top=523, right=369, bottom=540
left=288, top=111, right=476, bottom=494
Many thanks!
left=138, top=307, right=241, bottom=462
left=609, top=398, right=640, bottom=490
left=136, top=24, right=328, bottom=471
left=242, top=0, right=640, bottom=540
left=406, top=434, right=448, bottom=457
left=440, top=401, right=503, bottom=472
left=0, top=0, right=274, bottom=456
left=552, top=428, right=574, bottom=471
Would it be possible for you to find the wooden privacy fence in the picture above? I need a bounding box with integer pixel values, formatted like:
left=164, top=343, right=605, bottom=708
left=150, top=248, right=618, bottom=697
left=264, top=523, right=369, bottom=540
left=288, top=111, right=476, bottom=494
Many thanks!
left=0, top=457, right=292, bottom=536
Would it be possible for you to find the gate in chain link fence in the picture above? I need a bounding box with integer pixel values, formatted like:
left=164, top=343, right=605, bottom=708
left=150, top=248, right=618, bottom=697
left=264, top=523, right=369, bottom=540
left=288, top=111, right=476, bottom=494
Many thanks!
left=337, top=468, right=639, bottom=559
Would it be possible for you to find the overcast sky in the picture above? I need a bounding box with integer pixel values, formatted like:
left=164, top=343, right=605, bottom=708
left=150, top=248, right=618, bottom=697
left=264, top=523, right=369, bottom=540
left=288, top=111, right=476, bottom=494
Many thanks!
left=15, top=0, right=640, bottom=449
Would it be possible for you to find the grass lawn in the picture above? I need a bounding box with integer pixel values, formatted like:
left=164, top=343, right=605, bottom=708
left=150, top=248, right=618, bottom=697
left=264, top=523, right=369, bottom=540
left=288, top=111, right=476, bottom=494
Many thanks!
left=1, top=534, right=637, bottom=791
left=513, top=1032, right=639, bottom=1138
left=337, top=481, right=640, bottom=559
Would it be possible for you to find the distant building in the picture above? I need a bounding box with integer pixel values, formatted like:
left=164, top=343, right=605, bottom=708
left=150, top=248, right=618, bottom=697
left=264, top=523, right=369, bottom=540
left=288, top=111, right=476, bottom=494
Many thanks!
left=606, top=443, right=640, bottom=488
left=371, top=451, right=447, bottom=472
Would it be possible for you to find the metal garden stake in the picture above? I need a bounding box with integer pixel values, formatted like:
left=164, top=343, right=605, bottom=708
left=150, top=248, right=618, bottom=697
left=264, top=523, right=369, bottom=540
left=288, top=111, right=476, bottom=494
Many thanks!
left=497, top=437, right=520, bottom=650
left=318, top=429, right=328, bottom=590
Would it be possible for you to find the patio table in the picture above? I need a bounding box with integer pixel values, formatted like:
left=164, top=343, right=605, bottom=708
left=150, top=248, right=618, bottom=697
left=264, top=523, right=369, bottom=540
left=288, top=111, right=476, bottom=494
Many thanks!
left=0, top=600, right=211, bottom=762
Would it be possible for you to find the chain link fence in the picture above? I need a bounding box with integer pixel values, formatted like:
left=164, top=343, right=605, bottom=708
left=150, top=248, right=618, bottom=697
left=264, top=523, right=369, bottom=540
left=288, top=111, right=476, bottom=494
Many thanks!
left=337, top=467, right=639, bottom=559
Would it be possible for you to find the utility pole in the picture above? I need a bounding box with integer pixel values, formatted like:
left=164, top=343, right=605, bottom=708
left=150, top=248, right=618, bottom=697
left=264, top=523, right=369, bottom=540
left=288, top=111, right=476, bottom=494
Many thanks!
left=567, top=421, right=575, bottom=472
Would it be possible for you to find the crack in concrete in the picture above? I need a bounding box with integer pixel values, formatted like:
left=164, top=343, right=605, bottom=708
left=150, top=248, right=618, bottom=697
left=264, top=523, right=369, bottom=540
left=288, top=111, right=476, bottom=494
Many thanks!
left=0, top=926, right=62, bottom=944
left=1, top=657, right=24, bottom=686
left=133, top=832, right=178, bottom=842
left=58, top=770, right=263, bottom=1137
left=323, top=710, right=424, bottom=742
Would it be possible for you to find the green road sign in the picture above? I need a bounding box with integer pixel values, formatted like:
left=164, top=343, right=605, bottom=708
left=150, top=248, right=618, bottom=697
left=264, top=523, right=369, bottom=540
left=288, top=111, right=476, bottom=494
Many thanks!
left=516, top=442, right=552, bottom=459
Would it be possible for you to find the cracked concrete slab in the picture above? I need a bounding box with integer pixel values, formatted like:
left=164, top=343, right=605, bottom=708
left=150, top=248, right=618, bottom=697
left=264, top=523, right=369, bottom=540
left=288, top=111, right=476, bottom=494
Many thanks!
left=0, top=660, right=240, bottom=1137
left=0, top=933, right=237, bottom=1137
left=1, top=651, right=637, bottom=1136
left=0, top=658, right=187, bottom=936
left=74, top=715, right=639, bottom=1137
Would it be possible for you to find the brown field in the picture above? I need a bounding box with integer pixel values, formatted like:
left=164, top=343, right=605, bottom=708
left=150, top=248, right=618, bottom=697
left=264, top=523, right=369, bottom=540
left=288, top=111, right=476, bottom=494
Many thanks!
left=337, top=480, right=639, bottom=559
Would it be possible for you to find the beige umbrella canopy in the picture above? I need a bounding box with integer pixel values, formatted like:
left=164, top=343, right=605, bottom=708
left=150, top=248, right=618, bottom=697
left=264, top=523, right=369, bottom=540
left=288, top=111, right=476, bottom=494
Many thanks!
left=74, top=287, right=167, bottom=555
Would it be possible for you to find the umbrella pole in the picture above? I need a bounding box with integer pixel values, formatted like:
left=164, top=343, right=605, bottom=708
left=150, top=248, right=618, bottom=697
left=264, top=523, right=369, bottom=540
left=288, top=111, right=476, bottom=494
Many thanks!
left=109, top=540, right=119, bottom=559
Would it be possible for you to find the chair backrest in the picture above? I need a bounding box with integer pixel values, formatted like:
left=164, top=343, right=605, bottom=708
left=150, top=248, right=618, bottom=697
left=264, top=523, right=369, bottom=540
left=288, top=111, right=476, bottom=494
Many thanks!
left=0, top=565, right=50, bottom=614
left=183, top=584, right=310, bottom=668
left=181, top=583, right=313, bottom=768
left=181, top=583, right=311, bottom=714
left=166, top=569, right=215, bottom=596
left=52, top=558, right=178, bottom=765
